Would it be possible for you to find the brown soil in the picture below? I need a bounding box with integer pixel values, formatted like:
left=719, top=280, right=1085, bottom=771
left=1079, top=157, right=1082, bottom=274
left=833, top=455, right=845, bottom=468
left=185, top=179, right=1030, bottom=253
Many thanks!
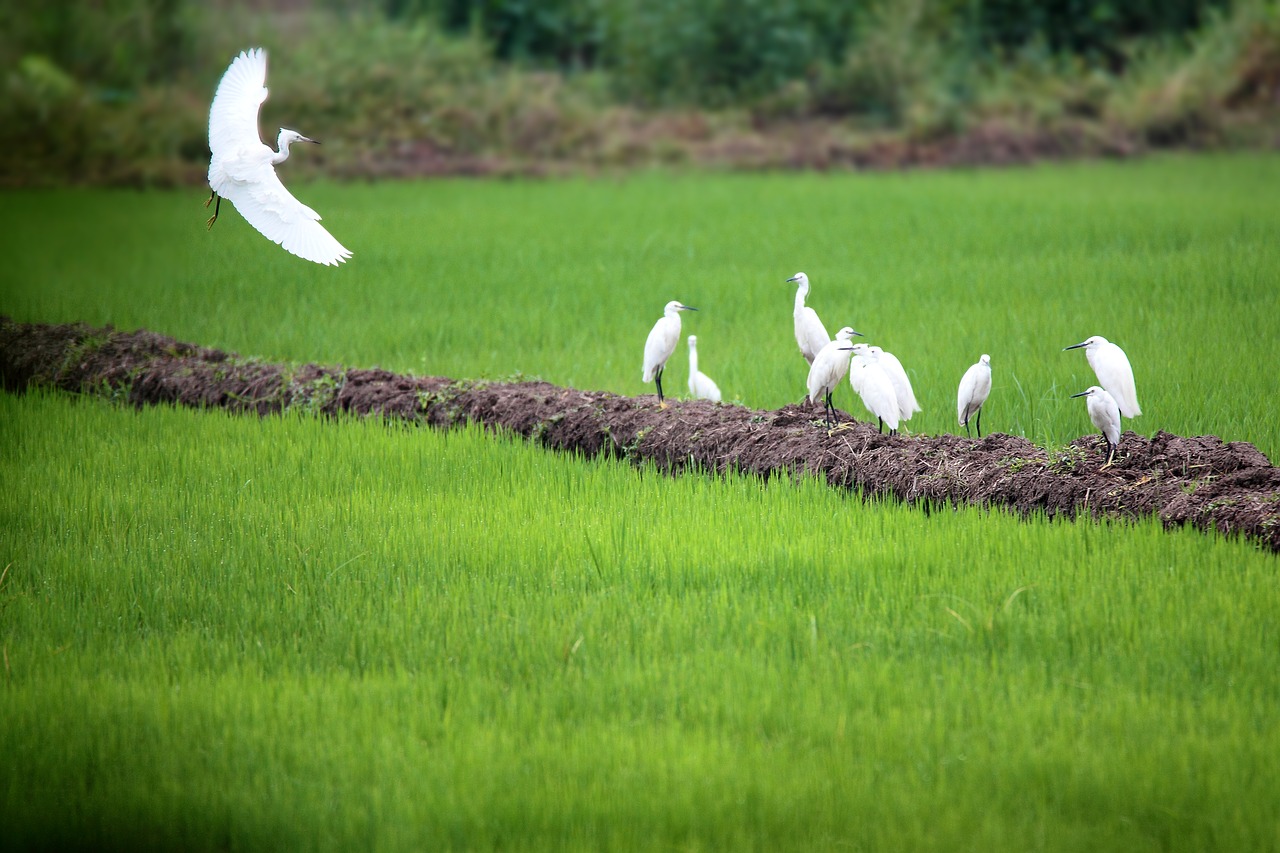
left=4, top=317, right=1278, bottom=553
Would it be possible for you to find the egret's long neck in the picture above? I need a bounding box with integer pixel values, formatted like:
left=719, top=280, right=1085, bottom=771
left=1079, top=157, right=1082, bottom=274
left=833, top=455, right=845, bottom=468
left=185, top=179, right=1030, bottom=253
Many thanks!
left=689, top=346, right=698, bottom=373
left=793, top=283, right=808, bottom=312
left=271, top=132, right=295, bottom=165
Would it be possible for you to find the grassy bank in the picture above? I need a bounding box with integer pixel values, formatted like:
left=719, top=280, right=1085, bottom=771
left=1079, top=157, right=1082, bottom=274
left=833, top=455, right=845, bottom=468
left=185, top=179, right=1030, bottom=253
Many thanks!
left=2, top=1, right=1278, bottom=186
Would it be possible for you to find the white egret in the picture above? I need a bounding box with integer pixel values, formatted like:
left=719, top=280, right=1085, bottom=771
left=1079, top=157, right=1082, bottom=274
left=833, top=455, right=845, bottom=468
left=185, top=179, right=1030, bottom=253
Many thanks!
left=806, top=326, right=860, bottom=426
left=686, top=335, right=722, bottom=402
left=1063, top=335, right=1139, bottom=418
left=785, top=272, right=835, bottom=364
left=206, top=48, right=352, bottom=266
left=869, top=345, right=921, bottom=422
left=643, top=301, right=697, bottom=407
left=957, top=353, right=992, bottom=437
left=1071, top=385, right=1122, bottom=467
left=848, top=346, right=901, bottom=434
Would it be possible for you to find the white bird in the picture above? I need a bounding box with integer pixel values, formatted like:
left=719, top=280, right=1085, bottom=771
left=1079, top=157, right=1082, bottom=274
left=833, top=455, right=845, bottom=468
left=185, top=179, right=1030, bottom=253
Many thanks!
left=1071, top=385, right=1122, bottom=466
left=869, top=345, right=921, bottom=422
left=686, top=335, right=722, bottom=402
left=806, top=326, right=860, bottom=425
left=848, top=345, right=901, bottom=434
left=206, top=48, right=352, bottom=266
left=1064, top=335, right=1140, bottom=418
left=786, top=272, right=834, bottom=364
left=957, top=353, right=992, bottom=437
left=642, top=301, right=697, bottom=406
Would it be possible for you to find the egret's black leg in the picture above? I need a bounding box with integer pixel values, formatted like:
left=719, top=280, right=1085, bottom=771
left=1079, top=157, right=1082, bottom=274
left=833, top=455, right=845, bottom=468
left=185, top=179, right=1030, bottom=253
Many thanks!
left=655, top=367, right=665, bottom=406
left=878, top=417, right=884, bottom=434
left=205, top=192, right=221, bottom=230
left=963, top=418, right=971, bottom=438
left=976, top=408, right=983, bottom=438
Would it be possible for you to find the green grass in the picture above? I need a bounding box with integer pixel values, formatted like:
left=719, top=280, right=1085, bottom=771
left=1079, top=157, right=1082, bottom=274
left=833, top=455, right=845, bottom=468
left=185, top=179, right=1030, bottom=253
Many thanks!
left=2, top=154, right=1280, bottom=850
left=2, top=153, right=1278, bottom=458
left=3, top=391, right=1278, bottom=851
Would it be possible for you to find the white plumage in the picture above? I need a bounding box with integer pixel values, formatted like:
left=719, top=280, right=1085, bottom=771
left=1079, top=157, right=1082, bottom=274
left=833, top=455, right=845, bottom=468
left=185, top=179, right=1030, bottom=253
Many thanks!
left=957, top=353, right=992, bottom=437
left=848, top=345, right=901, bottom=434
left=869, top=345, right=921, bottom=421
left=207, top=48, right=352, bottom=266
left=1064, top=335, right=1140, bottom=418
left=806, top=326, right=859, bottom=424
left=1071, top=385, right=1122, bottom=465
left=642, top=300, right=696, bottom=404
left=686, top=335, right=722, bottom=402
left=786, top=272, right=832, bottom=365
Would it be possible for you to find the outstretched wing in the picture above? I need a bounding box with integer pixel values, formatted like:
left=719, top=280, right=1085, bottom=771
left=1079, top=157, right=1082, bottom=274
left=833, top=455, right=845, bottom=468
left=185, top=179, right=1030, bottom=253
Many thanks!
left=222, top=169, right=353, bottom=266
left=209, top=48, right=268, bottom=157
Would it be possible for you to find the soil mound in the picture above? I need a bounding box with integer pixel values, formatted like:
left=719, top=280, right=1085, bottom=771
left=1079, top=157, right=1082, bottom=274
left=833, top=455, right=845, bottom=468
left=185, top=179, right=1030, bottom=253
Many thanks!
left=3, top=317, right=1277, bottom=553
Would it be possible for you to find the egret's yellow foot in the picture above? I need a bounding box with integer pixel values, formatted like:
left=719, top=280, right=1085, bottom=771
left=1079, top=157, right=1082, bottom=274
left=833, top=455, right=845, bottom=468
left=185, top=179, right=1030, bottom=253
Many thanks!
left=206, top=214, right=218, bottom=230
left=658, top=401, right=669, bottom=410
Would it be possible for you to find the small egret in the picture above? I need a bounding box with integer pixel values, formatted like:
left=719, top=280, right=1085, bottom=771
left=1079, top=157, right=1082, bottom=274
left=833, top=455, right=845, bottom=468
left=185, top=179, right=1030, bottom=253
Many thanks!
left=686, top=335, right=722, bottom=402
left=642, top=301, right=697, bottom=407
left=1071, top=385, right=1122, bottom=467
left=786, top=273, right=834, bottom=364
left=869, top=345, right=921, bottom=422
left=206, top=48, right=352, bottom=266
left=957, top=353, right=992, bottom=437
left=806, top=326, right=860, bottom=426
left=1063, top=335, right=1140, bottom=418
left=848, top=345, right=901, bottom=434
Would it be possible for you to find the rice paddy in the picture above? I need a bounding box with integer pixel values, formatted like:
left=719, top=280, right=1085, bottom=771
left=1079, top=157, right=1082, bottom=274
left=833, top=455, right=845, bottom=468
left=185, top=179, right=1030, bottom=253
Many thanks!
left=1, top=153, right=1279, bottom=850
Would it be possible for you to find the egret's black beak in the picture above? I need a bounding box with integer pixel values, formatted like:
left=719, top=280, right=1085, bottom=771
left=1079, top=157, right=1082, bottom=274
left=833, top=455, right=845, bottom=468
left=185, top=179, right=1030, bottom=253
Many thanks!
left=851, top=330, right=864, bottom=337
left=786, top=276, right=798, bottom=283
left=1063, top=341, right=1086, bottom=351
left=683, top=306, right=699, bottom=311
left=1070, top=391, right=1089, bottom=398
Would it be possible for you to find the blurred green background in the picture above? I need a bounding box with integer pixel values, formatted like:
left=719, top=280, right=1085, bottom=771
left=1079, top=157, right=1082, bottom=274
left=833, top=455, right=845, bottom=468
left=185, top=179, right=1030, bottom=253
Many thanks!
left=3, top=0, right=1278, bottom=187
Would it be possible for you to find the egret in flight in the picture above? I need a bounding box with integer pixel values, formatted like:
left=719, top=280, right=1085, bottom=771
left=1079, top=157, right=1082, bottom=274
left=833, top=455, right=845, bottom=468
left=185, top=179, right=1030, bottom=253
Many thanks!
left=1064, top=335, right=1139, bottom=418
left=643, top=301, right=697, bottom=407
left=870, top=345, right=921, bottom=422
left=848, top=345, right=901, bottom=434
left=957, top=353, right=992, bottom=437
left=807, top=326, right=860, bottom=426
left=206, top=48, right=352, bottom=266
left=1071, top=385, right=1122, bottom=467
left=686, top=336, right=722, bottom=402
left=786, top=273, right=834, bottom=365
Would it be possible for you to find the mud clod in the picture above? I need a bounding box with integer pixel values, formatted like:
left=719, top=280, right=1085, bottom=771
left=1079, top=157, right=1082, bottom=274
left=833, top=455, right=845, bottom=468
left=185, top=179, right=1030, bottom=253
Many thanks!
left=4, top=317, right=1278, bottom=553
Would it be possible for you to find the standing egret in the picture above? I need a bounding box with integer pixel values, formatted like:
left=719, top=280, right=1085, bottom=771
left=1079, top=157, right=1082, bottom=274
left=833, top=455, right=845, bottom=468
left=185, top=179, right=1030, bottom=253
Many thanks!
left=1063, top=335, right=1140, bottom=418
left=643, top=301, right=697, bottom=407
left=848, top=346, right=901, bottom=434
left=686, top=335, right=722, bottom=402
left=786, top=273, right=834, bottom=364
left=957, top=353, right=992, bottom=437
left=870, top=345, right=921, bottom=422
left=806, top=326, right=860, bottom=426
left=1071, top=386, right=1122, bottom=467
left=206, top=48, right=352, bottom=266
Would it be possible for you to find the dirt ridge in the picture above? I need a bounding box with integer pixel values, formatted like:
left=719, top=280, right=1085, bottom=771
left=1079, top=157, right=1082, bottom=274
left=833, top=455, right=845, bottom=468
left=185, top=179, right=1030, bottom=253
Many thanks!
left=4, top=317, right=1277, bottom=552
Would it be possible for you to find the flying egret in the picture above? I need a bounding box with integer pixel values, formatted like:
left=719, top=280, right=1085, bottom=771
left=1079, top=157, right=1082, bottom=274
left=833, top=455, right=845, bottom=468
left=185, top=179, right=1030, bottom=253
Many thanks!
left=869, top=345, right=921, bottom=422
left=686, top=335, right=722, bottom=402
left=1063, top=335, right=1140, bottom=418
left=1071, top=385, right=1122, bottom=467
left=206, top=48, right=352, bottom=266
left=643, top=301, right=697, bottom=407
left=848, top=346, right=901, bottom=434
left=786, top=273, right=834, bottom=365
left=806, top=326, right=860, bottom=426
left=957, top=353, right=992, bottom=437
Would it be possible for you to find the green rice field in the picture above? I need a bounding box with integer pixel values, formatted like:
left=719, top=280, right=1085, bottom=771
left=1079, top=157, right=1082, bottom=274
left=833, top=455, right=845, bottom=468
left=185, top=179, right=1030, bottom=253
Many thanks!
left=2, top=153, right=1279, bottom=850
